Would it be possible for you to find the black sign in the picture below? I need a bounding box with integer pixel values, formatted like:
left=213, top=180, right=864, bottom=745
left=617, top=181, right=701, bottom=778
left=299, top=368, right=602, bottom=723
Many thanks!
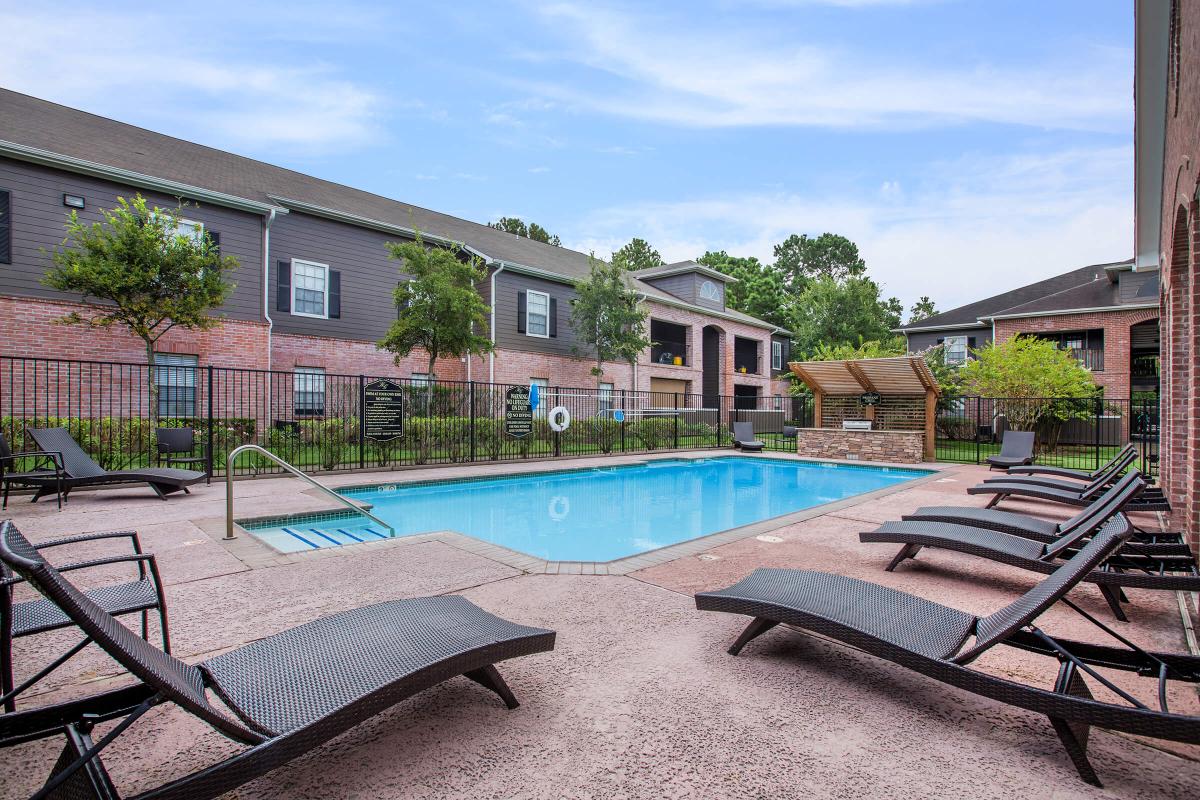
left=505, top=386, right=533, bottom=438
left=363, top=379, right=405, bottom=442
left=859, top=391, right=882, bottom=407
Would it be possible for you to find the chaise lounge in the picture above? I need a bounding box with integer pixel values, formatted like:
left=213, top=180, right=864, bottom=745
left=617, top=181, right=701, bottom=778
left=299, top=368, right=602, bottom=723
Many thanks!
left=732, top=422, right=765, bottom=452
left=695, top=516, right=1200, bottom=786
left=1005, top=443, right=1135, bottom=482
left=0, top=521, right=556, bottom=800
left=985, top=430, right=1035, bottom=470
left=25, top=427, right=206, bottom=506
left=966, top=449, right=1138, bottom=509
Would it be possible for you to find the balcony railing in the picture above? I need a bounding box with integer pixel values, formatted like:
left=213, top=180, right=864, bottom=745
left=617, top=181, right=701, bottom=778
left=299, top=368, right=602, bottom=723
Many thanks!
left=1069, top=348, right=1104, bottom=372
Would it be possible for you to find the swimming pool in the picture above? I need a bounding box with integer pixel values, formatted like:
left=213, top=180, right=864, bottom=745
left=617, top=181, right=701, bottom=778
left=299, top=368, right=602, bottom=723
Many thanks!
left=240, top=456, right=929, bottom=562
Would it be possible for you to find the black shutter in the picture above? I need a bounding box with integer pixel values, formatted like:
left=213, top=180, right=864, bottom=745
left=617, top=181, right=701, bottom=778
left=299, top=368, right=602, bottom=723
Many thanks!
left=936, top=337, right=944, bottom=345
left=276, top=260, right=291, bottom=312
left=207, top=230, right=221, bottom=257
left=0, top=189, right=11, bottom=265
left=549, top=297, right=558, bottom=337
left=967, top=336, right=976, bottom=349
left=328, top=270, right=341, bottom=319
left=517, top=291, right=527, bottom=333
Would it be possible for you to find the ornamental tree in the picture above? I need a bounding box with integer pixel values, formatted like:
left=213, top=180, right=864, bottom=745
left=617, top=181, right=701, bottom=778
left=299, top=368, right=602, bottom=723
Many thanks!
left=380, top=235, right=494, bottom=390
left=569, top=256, right=651, bottom=389
left=43, top=194, right=237, bottom=417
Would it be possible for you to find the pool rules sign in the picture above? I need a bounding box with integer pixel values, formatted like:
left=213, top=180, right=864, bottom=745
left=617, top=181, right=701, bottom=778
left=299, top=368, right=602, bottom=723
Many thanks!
left=363, top=379, right=405, bottom=442
left=505, top=386, right=533, bottom=438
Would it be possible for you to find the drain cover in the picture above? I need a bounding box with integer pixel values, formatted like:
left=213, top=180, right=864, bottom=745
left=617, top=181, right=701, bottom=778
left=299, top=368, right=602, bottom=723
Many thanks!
left=755, top=535, right=784, bottom=543
left=698, top=553, right=722, bottom=561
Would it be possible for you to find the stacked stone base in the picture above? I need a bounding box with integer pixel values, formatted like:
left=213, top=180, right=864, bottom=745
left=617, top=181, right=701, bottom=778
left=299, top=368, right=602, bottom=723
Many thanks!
left=794, top=428, right=926, bottom=464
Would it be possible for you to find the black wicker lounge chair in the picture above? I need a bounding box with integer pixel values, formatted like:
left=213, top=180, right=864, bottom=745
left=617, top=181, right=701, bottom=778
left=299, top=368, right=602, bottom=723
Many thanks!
left=1, top=529, right=169, bottom=713
left=0, top=521, right=555, bottom=800
left=966, top=449, right=1138, bottom=509
left=985, top=430, right=1035, bottom=470
left=982, top=446, right=1138, bottom=493
left=732, top=422, right=765, bottom=452
left=1005, top=443, right=1135, bottom=481
left=696, top=516, right=1200, bottom=786
left=26, top=427, right=206, bottom=504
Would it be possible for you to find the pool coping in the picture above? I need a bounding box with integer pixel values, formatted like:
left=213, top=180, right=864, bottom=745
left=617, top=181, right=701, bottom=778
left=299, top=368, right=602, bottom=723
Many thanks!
left=208, top=450, right=958, bottom=574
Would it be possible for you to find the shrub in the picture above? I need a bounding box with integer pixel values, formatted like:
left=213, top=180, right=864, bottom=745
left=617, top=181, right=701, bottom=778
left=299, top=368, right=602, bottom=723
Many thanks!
left=630, top=418, right=673, bottom=450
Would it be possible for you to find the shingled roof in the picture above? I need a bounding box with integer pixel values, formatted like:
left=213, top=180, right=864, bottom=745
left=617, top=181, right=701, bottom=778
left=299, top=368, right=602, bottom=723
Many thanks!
left=0, top=90, right=783, bottom=333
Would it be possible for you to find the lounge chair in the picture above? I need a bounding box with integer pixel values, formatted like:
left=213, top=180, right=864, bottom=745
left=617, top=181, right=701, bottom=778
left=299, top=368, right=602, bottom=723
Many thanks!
left=0, top=431, right=67, bottom=510
left=1005, top=443, right=1134, bottom=481
left=695, top=517, right=1200, bottom=786
left=27, top=427, right=206, bottom=504
left=966, top=449, right=1137, bottom=509
left=904, top=471, right=1191, bottom=553
left=732, top=422, right=765, bottom=452
left=1, top=529, right=169, bottom=712
left=0, top=521, right=556, bottom=800
left=859, top=477, right=1200, bottom=621
left=984, top=430, right=1035, bottom=470
left=982, top=446, right=1137, bottom=493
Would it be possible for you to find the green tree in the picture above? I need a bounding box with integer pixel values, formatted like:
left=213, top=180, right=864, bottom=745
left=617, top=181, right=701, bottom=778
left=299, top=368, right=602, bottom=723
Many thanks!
left=790, top=275, right=904, bottom=357
left=957, top=336, right=1098, bottom=431
left=380, top=235, right=494, bottom=390
left=696, top=250, right=793, bottom=329
left=808, top=336, right=906, bottom=361
left=487, top=217, right=561, bottom=246
left=908, top=296, right=938, bottom=323
left=773, top=232, right=866, bottom=294
left=610, top=238, right=663, bottom=272
left=569, top=255, right=652, bottom=388
left=44, top=194, right=237, bottom=417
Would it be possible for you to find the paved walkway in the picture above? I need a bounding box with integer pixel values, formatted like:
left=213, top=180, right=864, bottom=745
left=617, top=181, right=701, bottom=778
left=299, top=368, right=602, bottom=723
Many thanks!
left=2, top=455, right=1198, bottom=798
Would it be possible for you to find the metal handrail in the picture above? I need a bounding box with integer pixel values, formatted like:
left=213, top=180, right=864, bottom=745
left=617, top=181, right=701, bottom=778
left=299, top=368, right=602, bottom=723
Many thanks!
left=224, top=444, right=395, bottom=540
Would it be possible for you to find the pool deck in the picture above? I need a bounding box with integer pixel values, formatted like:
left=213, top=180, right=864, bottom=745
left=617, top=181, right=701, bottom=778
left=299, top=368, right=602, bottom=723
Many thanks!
left=2, top=451, right=1198, bottom=799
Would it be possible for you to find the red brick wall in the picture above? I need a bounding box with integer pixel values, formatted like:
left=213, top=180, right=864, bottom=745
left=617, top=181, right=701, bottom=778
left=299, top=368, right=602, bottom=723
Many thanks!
left=1158, top=0, right=1200, bottom=552
left=270, top=332, right=465, bottom=381
left=992, top=307, right=1159, bottom=399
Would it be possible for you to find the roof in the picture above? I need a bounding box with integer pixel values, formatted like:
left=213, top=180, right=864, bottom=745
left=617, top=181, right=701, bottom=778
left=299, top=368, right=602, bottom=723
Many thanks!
left=789, top=356, right=940, bottom=396
left=631, top=260, right=739, bottom=284
left=0, top=89, right=783, bottom=333
left=898, top=259, right=1137, bottom=332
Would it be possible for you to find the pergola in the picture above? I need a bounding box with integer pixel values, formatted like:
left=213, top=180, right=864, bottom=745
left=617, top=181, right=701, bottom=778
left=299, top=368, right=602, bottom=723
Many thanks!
left=789, top=356, right=941, bottom=460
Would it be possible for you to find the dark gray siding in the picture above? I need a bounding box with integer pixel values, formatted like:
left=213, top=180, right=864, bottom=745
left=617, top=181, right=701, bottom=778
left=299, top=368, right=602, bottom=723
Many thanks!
left=269, top=210, right=416, bottom=340
left=644, top=272, right=726, bottom=311
left=493, top=270, right=592, bottom=357
left=770, top=335, right=791, bottom=373
left=1118, top=269, right=1159, bottom=303
left=0, top=157, right=264, bottom=321
left=905, top=326, right=991, bottom=355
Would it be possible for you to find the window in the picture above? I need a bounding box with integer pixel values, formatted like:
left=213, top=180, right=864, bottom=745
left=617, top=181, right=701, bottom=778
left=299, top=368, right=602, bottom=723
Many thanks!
left=154, top=354, right=198, bottom=418
left=292, top=259, right=329, bottom=318
left=526, top=290, right=550, bottom=337
left=530, top=377, right=548, bottom=416
left=410, top=373, right=432, bottom=386
left=598, top=382, right=614, bottom=415
left=943, top=335, right=968, bottom=366
left=771, top=340, right=783, bottom=371
left=699, top=280, right=722, bottom=302
left=151, top=212, right=204, bottom=245
left=294, top=367, right=326, bottom=416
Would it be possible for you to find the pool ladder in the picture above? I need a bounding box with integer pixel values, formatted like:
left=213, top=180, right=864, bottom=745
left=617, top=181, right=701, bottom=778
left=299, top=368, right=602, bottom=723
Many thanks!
left=224, top=444, right=395, bottom=541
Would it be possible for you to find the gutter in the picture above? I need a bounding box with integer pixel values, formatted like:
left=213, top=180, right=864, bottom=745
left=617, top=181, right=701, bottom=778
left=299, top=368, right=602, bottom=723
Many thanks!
left=261, top=209, right=281, bottom=369
left=980, top=302, right=1159, bottom=323
left=489, top=264, right=505, bottom=383
left=0, top=140, right=286, bottom=215
left=892, top=321, right=989, bottom=334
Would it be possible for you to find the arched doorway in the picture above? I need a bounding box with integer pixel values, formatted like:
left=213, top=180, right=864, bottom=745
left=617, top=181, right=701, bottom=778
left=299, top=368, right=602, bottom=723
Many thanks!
left=1163, top=205, right=1191, bottom=504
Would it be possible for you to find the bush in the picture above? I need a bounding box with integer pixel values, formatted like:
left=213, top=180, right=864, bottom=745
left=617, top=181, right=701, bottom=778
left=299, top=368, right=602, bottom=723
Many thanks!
left=575, top=416, right=621, bottom=453
left=630, top=418, right=673, bottom=450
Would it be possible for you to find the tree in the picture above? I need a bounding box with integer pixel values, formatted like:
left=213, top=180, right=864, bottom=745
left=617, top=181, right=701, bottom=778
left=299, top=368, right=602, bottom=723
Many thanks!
left=569, top=255, right=652, bottom=388
left=696, top=250, right=793, bottom=329
left=44, top=194, right=236, bottom=417
left=772, top=232, right=866, bottom=294
left=908, top=296, right=938, bottom=323
left=610, top=238, right=663, bottom=272
left=379, top=235, right=494, bottom=392
left=956, top=336, right=1098, bottom=432
left=790, top=275, right=905, bottom=357
left=487, top=217, right=561, bottom=246
left=808, top=336, right=906, bottom=361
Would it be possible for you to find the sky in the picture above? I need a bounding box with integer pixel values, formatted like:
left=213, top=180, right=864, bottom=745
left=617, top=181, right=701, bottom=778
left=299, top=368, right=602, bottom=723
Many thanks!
left=0, top=0, right=1135, bottom=315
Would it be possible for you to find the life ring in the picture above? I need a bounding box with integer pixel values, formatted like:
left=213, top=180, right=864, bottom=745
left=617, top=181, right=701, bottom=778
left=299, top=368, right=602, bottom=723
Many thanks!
left=548, top=406, right=571, bottom=432
left=548, top=495, right=570, bottom=521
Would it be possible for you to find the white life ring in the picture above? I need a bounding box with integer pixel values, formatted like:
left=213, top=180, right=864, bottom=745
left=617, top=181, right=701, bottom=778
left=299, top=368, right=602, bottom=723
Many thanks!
left=548, top=406, right=571, bottom=432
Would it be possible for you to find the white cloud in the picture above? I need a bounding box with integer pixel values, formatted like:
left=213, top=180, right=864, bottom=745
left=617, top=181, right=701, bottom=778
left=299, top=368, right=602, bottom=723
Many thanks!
left=519, top=3, right=1130, bottom=132
left=0, top=8, right=383, bottom=151
left=562, top=146, right=1132, bottom=311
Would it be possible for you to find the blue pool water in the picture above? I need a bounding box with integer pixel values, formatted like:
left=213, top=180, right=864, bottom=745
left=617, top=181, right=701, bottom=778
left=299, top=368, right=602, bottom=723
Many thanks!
left=241, top=456, right=927, bottom=561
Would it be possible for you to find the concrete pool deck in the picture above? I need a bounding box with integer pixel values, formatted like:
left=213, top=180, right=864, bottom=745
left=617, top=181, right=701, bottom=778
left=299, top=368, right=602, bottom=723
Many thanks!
left=2, top=452, right=1198, bottom=798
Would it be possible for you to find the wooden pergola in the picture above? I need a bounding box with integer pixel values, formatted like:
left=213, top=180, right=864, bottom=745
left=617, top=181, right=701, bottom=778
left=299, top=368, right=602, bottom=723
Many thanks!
left=789, top=356, right=941, bottom=460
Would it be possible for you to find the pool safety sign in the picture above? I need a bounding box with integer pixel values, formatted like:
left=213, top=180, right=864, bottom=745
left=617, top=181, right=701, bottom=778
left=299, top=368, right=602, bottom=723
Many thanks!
left=363, top=379, right=405, bottom=442
left=505, top=386, right=533, bottom=438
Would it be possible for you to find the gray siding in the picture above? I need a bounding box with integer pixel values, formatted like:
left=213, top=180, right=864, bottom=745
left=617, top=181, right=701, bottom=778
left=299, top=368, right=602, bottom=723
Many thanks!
left=1118, top=269, right=1159, bottom=303
left=770, top=335, right=791, bottom=373
left=905, top=326, right=991, bottom=355
left=494, top=271, right=591, bottom=357
left=644, top=272, right=726, bottom=311
left=0, top=157, right=263, bottom=320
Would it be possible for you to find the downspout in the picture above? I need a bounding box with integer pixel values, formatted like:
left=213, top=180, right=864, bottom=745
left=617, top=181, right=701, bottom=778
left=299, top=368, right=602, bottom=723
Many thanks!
left=489, top=263, right=505, bottom=383
left=262, top=209, right=277, bottom=370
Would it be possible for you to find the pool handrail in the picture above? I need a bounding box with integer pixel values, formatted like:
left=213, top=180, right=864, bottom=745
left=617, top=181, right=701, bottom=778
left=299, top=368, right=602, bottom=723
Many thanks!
left=224, top=444, right=395, bottom=540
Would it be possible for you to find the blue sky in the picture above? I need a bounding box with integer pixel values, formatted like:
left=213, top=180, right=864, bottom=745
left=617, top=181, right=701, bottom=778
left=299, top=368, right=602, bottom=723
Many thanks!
left=1, top=0, right=1134, bottom=312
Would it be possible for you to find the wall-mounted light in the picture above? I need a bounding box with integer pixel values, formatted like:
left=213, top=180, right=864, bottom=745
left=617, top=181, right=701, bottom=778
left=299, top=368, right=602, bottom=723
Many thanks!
left=63, top=194, right=85, bottom=209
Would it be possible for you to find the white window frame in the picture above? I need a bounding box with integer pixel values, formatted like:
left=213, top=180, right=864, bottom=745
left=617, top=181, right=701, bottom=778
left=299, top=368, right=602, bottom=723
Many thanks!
left=153, top=353, right=198, bottom=418
left=410, top=372, right=432, bottom=387
left=771, top=340, right=783, bottom=371
left=293, top=367, right=326, bottom=416
left=530, top=377, right=549, bottom=416
left=525, top=290, right=550, bottom=338
left=699, top=280, right=722, bottom=302
left=598, top=382, right=614, bottom=414
left=291, top=258, right=330, bottom=319
left=943, top=335, right=968, bottom=366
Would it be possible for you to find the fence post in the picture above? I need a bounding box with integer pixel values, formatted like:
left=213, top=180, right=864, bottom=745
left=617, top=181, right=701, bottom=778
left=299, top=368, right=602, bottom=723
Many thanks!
left=620, top=389, right=626, bottom=452
left=206, top=365, right=214, bottom=479
left=1094, top=396, right=1102, bottom=471
left=469, top=381, right=476, bottom=462
left=974, top=396, right=981, bottom=465
left=674, top=392, right=680, bottom=449
left=357, top=375, right=366, bottom=470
